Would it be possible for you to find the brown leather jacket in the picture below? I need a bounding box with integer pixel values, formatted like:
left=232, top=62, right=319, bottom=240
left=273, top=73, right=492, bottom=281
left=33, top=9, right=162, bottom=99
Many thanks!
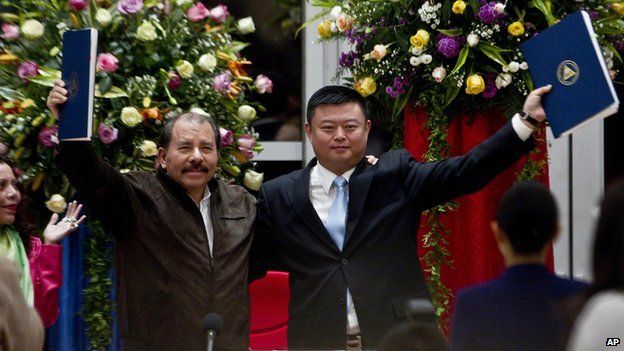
left=57, top=142, right=256, bottom=351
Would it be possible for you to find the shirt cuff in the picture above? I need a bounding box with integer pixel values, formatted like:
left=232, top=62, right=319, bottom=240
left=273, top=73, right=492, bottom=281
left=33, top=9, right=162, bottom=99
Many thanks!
left=511, top=114, right=534, bottom=141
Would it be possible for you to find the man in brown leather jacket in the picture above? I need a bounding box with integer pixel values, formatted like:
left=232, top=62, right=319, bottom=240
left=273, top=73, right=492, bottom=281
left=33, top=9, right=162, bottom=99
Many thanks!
left=48, top=81, right=256, bottom=351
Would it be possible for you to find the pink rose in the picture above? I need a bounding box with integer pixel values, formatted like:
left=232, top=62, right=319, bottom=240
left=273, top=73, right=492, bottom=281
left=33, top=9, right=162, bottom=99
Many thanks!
left=97, top=124, right=118, bottom=144
left=1, top=23, right=19, bottom=41
left=168, top=72, right=182, bottom=91
left=38, top=126, right=59, bottom=147
left=254, top=74, right=273, bottom=94
left=117, top=0, right=143, bottom=15
left=97, top=53, right=119, bottom=73
left=17, top=61, right=39, bottom=82
left=186, top=3, right=209, bottom=22
left=237, top=134, right=256, bottom=149
left=209, top=5, right=229, bottom=23
left=238, top=147, right=254, bottom=159
left=69, top=0, right=88, bottom=11
left=219, top=127, right=233, bottom=147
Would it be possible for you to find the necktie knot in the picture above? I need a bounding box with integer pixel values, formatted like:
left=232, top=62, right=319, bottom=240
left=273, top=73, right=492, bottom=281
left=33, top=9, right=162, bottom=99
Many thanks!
left=333, top=176, right=347, bottom=189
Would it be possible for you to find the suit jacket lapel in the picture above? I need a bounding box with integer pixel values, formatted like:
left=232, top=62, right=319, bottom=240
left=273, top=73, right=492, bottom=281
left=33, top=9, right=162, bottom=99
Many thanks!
left=344, top=158, right=374, bottom=249
left=287, top=158, right=341, bottom=254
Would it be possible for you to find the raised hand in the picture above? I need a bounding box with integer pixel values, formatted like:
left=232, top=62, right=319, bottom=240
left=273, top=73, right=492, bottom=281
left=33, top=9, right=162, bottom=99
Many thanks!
left=522, top=85, right=552, bottom=123
left=43, top=200, right=87, bottom=245
left=46, top=79, right=67, bottom=119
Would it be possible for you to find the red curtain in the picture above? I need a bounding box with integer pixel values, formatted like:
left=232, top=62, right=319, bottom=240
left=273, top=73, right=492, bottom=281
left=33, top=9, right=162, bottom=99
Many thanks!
left=402, top=104, right=552, bottom=327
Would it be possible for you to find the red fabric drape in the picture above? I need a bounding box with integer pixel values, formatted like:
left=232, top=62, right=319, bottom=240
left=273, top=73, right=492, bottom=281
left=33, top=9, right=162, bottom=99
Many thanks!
left=402, top=104, right=552, bottom=327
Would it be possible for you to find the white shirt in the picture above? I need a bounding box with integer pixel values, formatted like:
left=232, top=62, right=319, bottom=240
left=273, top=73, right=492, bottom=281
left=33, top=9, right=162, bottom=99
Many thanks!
left=567, top=290, right=624, bottom=351
left=197, top=185, right=214, bottom=256
left=307, top=117, right=532, bottom=336
left=309, top=163, right=360, bottom=335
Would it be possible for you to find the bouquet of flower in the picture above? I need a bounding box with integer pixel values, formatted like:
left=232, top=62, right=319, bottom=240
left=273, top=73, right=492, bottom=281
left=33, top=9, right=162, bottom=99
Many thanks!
left=312, top=0, right=623, bottom=125
left=0, top=0, right=272, bottom=214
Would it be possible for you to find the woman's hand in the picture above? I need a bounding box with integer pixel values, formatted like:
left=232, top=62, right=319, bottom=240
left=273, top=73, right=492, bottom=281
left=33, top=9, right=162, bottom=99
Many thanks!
left=43, top=201, right=86, bottom=245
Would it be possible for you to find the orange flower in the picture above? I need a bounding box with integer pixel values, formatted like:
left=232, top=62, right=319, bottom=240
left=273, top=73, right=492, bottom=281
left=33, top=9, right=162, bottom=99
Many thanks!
left=141, top=107, right=162, bottom=121
left=227, top=81, right=243, bottom=99
left=204, top=24, right=224, bottom=33
left=0, top=100, right=23, bottom=114
left=227, top=60, right=251, bottom=79
left=0, top=52, right=19, bottom=64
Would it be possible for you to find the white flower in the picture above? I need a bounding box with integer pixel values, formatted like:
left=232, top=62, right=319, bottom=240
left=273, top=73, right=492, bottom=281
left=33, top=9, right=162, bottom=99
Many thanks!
left=237, top=105, right=257, bottom=122
left=411, top=47, right=424, bottom=56
left=139, top=140, right=158, bottom=157
left=330, top=22, right=338, bottom=33
left=190, top=107, right=210, bottom=116
left=519, top=62, right=529, bottom=70
left=121, top=107, right=143, bottom=127
left=175, top=60, right=194, bottom=78
left=409, top=56, right=422, bottom=66
left=371, top=44, right=388, bottom=62
left=197, top=53, right=217, bottom=72
left=508, top=61, right=520, bottom=73
left=495, top=73, right=513, bottom=89
left=95, top=8, right=112, bottom=26
left=432, top=66, right=447, bottom=83
left=467, top=33, right=480, bottom=47
left=421, top=54, right=433, bottom=64
left=21, top=19, right=44, bottom=40
left=494, top=3, right=506, bottom=14
left=45, top=194, right=67, bottom=213
left=243, top=169, right=264, bottom=191
left=330, top=6, right=342, bottom=19
left=136, top=21, right=157, bottom=41
left=237, top=16, right=255, bottom=34
left=176, top=0, right=193, bottom=6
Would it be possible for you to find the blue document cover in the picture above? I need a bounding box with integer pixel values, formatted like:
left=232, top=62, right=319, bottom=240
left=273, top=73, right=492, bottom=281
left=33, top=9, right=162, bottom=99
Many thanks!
left=59, top=28, right=98, bottom=140
left=521, top=10, right=619, bottom=138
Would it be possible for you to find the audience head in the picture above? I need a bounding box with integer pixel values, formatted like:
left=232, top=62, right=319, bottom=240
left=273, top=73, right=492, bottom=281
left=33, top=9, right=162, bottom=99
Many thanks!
left=492, top=181, right=559, bottom=264
left=0, top=155, right=21, bottom=227
left=591, top=179, right=624, bottom=292
left=305, top=86, right=371, bottom=175
left=158, top=112, right=220, bottom=201
left=378, top=321, right=449, bottom=351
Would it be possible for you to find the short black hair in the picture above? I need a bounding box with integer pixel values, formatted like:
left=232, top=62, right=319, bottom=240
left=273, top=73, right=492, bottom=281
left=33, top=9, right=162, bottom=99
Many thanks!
left=159, top=112, right=220, bottom=150
left=378, top=322, right=449, bottom=351
left=306, top=85, right=369, bottom=124
left=495, top=181, right=558, bottom=255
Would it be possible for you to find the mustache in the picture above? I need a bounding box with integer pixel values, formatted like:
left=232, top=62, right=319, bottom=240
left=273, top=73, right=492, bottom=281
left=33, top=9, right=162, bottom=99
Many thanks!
left=182, top=164, right=209, bottom=173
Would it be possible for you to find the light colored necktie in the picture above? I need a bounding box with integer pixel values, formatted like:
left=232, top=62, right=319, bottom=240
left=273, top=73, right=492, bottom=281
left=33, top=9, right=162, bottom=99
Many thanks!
left=326, top=176, right=348, bottom=250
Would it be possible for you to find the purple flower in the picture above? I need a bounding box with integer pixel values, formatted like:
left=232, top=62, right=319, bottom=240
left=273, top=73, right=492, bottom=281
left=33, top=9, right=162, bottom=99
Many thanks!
left=117, top=0, right=143, bottom=15
left=38, top=126, right=58, bottom=147
left=168, top=72, right=182, bottom=91
left=436, top=35, right=465, bottom=59
left=1, top=23, right=19, bottom=41
left=219, top=127, right=233, bottom=147
left=186, top=2, right=209, bottom=22
left=588, top=11, right=600, bottom=21
left=339, top=51, right=357, bottom=67
left=69, top=0, right=88, bottom=11
left=478, top=3, right=498, bottom=24
left=212, top=73, right=231, bottom=93
left=17, top=61, right=39, bottom=82
left=615, top=40, right=624, bottom=52
left=482, top=74, right=498, bottom=99
left=97, top=124, right=118, bottom=144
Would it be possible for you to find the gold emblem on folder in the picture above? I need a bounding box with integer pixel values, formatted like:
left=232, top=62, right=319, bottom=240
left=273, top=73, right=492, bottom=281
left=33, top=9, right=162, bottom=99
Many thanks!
left=68, top=71, right=79, bottom=98
left=557, top=60, right=579, bottom=86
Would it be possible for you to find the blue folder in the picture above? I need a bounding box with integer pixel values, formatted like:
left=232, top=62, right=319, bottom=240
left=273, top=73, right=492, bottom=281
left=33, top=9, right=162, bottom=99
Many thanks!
left=521, top=10, right=619, bottom=138
left=59, top=28, right=98, bottom=140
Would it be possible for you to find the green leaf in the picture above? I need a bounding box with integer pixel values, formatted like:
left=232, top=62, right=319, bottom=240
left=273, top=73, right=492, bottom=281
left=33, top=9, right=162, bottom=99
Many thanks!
left=468, top=0, right=480, bottom=13
left=522, top=70, right=534, bottom=91
left=295, top=8, right=330, bottom=37
left=230, top=41, right=250, bottom=53
left=0, top=87, right=22, bottom=101
left=437, top=28, right=463, bottom=37
left=530, top=0, right=556, bottom=25
left=28, top=75, right=58, bottom=87
left=477, top=42, right=510, bottom=67
left=95, top=85, right=128, bottom=98
left=443, top=84, right=461, bottom=108
left=309, top=0, right=340, bottom=7
left=99, top=76, right=112, bottom=94
left=449, top=46, right=469, bottom=77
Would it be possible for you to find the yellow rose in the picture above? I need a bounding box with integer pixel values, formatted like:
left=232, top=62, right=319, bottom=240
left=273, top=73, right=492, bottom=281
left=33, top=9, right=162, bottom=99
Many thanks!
left=45, top=194, right=67, bottom=213
left=317, top=20, right=332, bottom=39
left=175, top=60, right=194, bottom=78
left=120, top=107, right=143, bottom=127
left=508, top=21, right=525, bottom=36
left=410, top=29, right=430, bottom=50
left=354, top=76, right=376, bottom=97
left=139, top=140, right=158, bottom=157
left=96, top=8, right=112, bottom=26
left=136, top=21, right=157, bottom=41
left=452, top=0, right=467, bottom=14
left=465, top=74, right=485, bottom=95
left=243, top=169, right=264, bottom=191
left=612, top=3, right=624, bottom=16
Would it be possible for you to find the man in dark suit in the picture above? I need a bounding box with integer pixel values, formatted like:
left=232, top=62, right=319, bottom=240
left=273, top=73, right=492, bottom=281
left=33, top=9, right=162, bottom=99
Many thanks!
left=252, top=84, right=552, bottom=350
left=451, top=182, right=587, bottom=351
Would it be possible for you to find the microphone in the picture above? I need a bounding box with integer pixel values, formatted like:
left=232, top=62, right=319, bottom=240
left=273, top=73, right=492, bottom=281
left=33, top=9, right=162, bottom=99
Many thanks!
left=202, top=313, right=223, bottom=351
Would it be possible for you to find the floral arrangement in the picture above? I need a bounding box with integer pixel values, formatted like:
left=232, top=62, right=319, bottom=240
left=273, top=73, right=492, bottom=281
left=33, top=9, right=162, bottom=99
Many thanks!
left=311, top=0, right=624, bottom=324
left=0, top=0, right=270, bottom=347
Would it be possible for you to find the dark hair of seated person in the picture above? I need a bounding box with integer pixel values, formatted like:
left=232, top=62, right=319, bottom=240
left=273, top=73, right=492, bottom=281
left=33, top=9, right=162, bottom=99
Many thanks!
left=378, top=322, right=449, bottom=351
